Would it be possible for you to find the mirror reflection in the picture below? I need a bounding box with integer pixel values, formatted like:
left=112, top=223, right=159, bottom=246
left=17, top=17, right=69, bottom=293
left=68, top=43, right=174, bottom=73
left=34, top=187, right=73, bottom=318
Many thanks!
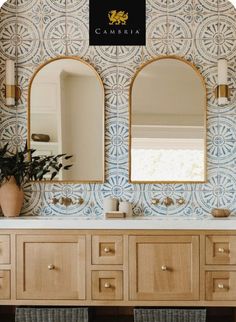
left=29, top=58, right=104, bottom=182
left=130, top=57, right=206, bottom=183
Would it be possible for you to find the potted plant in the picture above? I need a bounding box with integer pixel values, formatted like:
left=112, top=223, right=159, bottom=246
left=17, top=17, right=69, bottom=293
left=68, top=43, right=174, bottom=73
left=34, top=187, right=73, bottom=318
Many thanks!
left=0, top=143, right=72, bottom=217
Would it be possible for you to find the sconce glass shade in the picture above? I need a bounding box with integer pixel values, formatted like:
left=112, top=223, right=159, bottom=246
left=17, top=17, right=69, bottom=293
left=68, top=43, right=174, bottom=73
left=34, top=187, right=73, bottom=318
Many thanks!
left=217, top=58, right=229, bottom=106
left=5, top=59, right=15, bottom=106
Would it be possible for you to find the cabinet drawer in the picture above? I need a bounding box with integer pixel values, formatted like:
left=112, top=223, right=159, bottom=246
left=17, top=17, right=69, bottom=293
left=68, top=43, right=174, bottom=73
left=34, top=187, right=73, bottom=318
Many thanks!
left=91, top=270, right=123, bottom=300
left=206, top=236, right=236, bottom=265
left=16, top=235, right=85, bottom=300
left=0, top=235, right=10, bottom=264
left=0, top=271, right=10, bottom=299
left=206, top=271, right=236, bottom=301
left=92, top=235, right=123, bottom=265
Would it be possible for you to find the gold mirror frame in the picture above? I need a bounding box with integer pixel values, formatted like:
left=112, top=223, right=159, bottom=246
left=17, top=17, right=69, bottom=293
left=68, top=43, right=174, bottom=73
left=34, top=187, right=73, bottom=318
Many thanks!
left=28, top=56, right=105, bottom=184
left=129, top=55, right=207, bottom=184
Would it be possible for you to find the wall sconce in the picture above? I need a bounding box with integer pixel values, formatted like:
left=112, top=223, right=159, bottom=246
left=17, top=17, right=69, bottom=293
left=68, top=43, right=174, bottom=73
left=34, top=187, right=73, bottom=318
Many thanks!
left=215, top=58, right=229, bottom=106
left=5, top=59, right=21, bottom=107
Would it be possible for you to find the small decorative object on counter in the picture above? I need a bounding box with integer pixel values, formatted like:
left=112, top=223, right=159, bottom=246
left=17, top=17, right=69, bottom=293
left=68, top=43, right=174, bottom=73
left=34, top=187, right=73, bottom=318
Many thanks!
left=119, top=201, right=132, bottom=217
left=103, top=197, right=118, bottom=213
left=0, top=143, right=72, bottom=217
left=211, top=208, right=230, bottom=218
left=31, top=133, right=50, bottom=142
left=105, top=211, right=125, bottom=219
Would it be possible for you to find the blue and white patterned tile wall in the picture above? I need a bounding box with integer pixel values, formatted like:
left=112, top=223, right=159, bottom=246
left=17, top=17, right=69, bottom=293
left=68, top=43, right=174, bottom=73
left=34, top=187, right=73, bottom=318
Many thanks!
left=0, top=0, right=236, bottom=217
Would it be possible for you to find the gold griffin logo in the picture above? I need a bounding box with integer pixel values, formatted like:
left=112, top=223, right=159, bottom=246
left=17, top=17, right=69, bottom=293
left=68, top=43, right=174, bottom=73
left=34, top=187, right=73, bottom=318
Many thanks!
left=108, top=10, right=128, bottom=25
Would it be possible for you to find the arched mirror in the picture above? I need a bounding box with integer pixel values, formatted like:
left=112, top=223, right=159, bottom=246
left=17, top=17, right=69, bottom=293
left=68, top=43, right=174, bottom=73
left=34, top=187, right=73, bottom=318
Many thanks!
left=28, top=57, right=104, bottom=182
left=130, top=56, right=206, bottom=183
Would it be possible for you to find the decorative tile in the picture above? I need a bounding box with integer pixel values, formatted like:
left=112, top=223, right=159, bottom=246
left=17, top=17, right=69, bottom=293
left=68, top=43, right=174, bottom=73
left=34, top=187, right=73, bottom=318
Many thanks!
left=44, top=0, right=66, bottom=14
left=66, top=38, right=89, bottom=56
left=219, top=0, right=236, bottom=14
left=167, top=15, right=193, bottom=39
left=117, top=65, right=133, bottom=100
left=42, top=38, right=67, bottom=59
left=43, top=183, right=91, bottom=216
left=143, top=183, right=193, bottom=193
left=167, top=0, right=192, bottom=14
left=218, top=16, right=236, bottom=60
left=197, top=0, right=219, bottom=13
left=147, top=15, right=168, bottom=39
left=207, top=114, right=236, bottom=168
left=0, top=22, right=17, bottom=59
left=91, top=46, right=117, bottom=64
left=16, top=64, right=34, bottom=110
left=145, top=38, right=169, bottom=57
left=22, top=183, right=44, bottom=216
left=0, top=14, right=17, bottom=40
left=192, top=169, right=221, bottom=212
left=216, top=168, right=236, bottom=207
left=101, top=168, right=134, bottom=201
left=181, top=2, right=205, bottom=25
left=16, top=115, right=27, bottom=145
left=117, top=46, right=142, bottom=66
left=66, top=14, right=89, bottom=40
left=65, top=0, right=87, bottom=14
left=16, top=0, right=39, bottom=14
left=1, top=0, right=17, bottom=14
left=0, top=114, right=18, bottom=141
left=147, top=0, right=167, bottom=13
left=100, top=66, right=118, bottom=89
left=43, top=15, right=66, bottom=41
left=106, top=117, right=128, bottom=166
left=82, top=47, right=112, bottom=74
left=167, top=39, right=193, bottom=57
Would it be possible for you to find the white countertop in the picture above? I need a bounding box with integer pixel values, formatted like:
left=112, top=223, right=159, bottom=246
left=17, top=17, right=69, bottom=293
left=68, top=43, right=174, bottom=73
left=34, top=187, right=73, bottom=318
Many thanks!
left=0, top=215, right=236, bottom=230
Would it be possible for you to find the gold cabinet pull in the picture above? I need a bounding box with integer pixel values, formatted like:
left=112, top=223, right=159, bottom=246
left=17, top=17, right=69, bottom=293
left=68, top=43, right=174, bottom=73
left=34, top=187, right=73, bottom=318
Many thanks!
left=104, top=247, right=111, bottom=253
left=48, top=264, right=55, bottom=270
left=218, top=284, right=225, bottom=289
left=161, top=265, right=168, bottom=271
left=104, top=282, right=111, bottom=288
left=218, top=248, right=225, bottom=253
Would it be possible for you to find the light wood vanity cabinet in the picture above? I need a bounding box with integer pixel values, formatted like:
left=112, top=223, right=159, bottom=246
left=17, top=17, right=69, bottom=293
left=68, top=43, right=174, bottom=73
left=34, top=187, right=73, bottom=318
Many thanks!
left=0, top=230, right=236, bottom=305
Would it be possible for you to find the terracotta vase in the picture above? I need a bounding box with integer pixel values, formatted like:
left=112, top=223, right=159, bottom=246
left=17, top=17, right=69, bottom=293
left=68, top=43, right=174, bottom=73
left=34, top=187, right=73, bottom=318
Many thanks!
left=0, top=177, right=24, bottom=217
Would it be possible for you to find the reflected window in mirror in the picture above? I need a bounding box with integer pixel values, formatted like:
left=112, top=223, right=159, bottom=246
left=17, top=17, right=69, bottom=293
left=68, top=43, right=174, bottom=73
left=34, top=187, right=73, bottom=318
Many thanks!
left=28, top=57, right=104, bottom=183
left=130, top=57, right=206, bottom=183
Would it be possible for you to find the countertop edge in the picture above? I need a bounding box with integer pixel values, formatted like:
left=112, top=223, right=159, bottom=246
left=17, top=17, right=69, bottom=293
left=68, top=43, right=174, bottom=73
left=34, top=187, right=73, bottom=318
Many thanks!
left=0, top=217, right=236, bottom=230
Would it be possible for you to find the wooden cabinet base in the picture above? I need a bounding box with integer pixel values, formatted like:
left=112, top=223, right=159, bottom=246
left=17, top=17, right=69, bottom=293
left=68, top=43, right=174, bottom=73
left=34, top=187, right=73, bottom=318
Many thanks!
left=0, top=229, right=234, bottom=306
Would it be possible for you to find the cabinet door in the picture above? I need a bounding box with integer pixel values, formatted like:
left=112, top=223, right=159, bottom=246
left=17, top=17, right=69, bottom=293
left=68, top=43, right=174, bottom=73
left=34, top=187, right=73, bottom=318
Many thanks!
left=129, top=236, right=199, bottom=301
left=16, top=235, right=85, bottom=300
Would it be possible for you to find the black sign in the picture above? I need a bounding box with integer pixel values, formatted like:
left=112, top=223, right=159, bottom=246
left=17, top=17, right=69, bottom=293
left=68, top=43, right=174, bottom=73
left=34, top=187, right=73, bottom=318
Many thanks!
left=89, top=0, right=146, bottom=46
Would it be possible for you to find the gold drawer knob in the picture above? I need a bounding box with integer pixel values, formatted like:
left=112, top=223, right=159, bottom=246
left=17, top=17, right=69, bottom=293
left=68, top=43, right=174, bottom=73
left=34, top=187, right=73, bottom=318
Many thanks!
left=104, top=247, right=111, bottom=253
left=218, top=284, right=225, bottom=289
left=48, top=264, right=55, bottom=270
left=104, top=282, right=111, bottom=288
left=161, top=265, right=168, bottom=271
left=218, top=248, right=226, bottom=253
